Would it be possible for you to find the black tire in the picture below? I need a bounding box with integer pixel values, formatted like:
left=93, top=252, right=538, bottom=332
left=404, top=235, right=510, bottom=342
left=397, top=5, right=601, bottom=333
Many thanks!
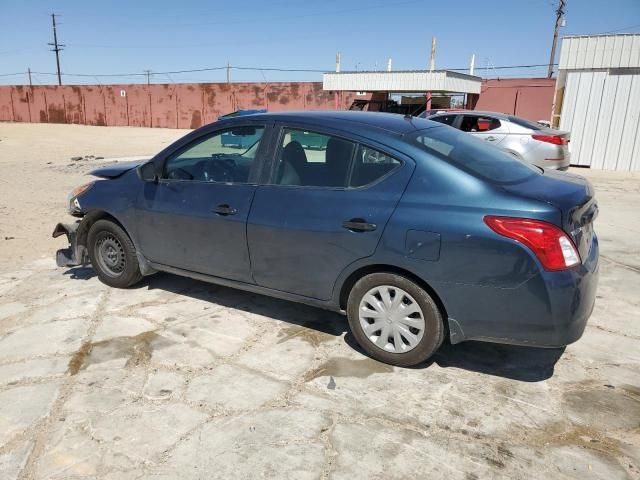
left=87, top=219, right=142, bottom=288
left=346, top=272, right=445, bottom=367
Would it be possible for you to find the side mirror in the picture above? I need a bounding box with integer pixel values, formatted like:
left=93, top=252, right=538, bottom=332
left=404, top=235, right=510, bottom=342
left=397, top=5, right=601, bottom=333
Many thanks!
left=137, top=162, right=158, bottom=183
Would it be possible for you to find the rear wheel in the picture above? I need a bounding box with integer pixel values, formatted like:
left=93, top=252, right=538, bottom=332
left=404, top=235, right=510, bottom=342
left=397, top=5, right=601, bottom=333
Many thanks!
left=347, top=273, right=445, bottom=367
left=87, top=219, right=142, bottom=288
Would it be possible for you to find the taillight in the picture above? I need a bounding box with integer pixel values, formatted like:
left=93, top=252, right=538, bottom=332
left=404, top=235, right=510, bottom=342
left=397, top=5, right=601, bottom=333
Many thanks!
left=484, top=216, right=580, bottom=271
left=532, top=134, right=569, bottom=145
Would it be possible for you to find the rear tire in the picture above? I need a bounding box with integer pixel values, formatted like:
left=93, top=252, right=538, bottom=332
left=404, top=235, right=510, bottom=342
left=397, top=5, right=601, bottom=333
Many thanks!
left=346, top=273, right=445, bottom=367
left=87, top=219, right=142, bottom=288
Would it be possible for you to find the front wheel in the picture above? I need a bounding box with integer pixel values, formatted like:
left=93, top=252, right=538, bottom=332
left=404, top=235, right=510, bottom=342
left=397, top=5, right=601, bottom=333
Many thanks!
left=346, top=273, right=445, bottom=367
left=87, top=219, right=142, bottom=288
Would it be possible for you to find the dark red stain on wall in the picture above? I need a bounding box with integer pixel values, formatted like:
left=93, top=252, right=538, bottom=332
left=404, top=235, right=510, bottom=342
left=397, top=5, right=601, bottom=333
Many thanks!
left=0, top=82, right=357, bottom=129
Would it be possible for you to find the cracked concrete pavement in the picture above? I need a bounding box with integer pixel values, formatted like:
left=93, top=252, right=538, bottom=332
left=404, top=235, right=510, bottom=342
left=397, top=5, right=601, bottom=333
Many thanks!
left=0, top=123, right=639, bottom=479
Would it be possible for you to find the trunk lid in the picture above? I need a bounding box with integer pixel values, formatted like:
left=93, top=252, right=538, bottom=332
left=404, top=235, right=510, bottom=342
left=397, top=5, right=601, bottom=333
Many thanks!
left=501, top=169, right=597, bottom=261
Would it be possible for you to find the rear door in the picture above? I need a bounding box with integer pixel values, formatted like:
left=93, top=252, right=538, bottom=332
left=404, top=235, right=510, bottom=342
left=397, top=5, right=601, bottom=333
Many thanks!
left=247, top=124, right=414, bottom=300
left=135, top=123, right=270, bottom=282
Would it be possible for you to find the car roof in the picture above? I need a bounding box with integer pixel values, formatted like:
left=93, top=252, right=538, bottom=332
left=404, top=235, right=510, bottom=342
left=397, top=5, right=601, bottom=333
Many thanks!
left=223, top=110, right=439, bottom=135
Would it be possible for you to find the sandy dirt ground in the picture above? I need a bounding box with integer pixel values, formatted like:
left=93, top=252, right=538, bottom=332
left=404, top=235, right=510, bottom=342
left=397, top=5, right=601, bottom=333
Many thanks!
left=0, top=123, right=187, bottom=271
left=0, top=122, right=639, bottom=479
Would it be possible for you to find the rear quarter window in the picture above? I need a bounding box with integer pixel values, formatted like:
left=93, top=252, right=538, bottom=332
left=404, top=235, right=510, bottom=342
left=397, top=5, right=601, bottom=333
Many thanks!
left=350, top=145, right=401, bottom=188
left=410, top=126, right=540, bottom=184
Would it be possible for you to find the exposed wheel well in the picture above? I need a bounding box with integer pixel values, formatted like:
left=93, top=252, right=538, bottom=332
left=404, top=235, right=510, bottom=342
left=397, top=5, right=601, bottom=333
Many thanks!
left=77, top=211, right=131, bottom=251
left=338, top=264, right=448, bottom=321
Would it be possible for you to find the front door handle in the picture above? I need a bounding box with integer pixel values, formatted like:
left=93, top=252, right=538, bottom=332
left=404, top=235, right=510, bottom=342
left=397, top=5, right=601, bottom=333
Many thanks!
left=342, top=218, right=377, bottom=232
left=486, top=136, right=496, bottom=142
left=213, top=204, right=238, bottom=216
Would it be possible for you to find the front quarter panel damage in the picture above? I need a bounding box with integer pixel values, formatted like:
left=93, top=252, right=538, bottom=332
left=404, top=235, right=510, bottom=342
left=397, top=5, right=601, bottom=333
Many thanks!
left=52, top=220, right=90, bottom=267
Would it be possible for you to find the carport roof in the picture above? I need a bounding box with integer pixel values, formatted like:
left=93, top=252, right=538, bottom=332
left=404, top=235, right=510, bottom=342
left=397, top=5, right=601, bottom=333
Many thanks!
left=323, top=70, right=482, bottom=94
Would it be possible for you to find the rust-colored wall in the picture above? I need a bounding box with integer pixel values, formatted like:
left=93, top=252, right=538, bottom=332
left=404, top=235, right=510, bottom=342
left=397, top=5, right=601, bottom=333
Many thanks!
left=475, top=78, right=556, bottom=122
left=0, top=82, right=356, bottom=129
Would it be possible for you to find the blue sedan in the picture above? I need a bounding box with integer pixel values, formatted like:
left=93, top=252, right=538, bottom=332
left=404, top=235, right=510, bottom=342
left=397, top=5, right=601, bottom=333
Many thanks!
left=53, top=111, right=599, bottom=366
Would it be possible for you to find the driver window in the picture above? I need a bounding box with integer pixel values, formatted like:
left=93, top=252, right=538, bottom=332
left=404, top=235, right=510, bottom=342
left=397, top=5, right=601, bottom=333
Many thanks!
left=163, top=126, right=264, bottom=183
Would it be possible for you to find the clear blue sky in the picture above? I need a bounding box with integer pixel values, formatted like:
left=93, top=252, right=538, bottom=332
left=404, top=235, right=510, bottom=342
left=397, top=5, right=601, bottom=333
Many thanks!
left=1, top=0, right=639, bottom=85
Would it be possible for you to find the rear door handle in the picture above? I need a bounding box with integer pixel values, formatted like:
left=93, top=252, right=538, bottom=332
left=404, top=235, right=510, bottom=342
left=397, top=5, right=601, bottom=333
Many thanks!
left=213, top=204, right=238, bottom=216
left=486, top=136, right=496, bottom=142
left=342, top=218, right=377, bottom=232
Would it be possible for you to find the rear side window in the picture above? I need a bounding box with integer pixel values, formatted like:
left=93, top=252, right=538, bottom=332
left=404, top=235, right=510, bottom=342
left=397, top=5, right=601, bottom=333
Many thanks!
left=460, top=115, right=501, bottom=132
left=274, top=129, right=355, bottom=187
left=410, top=127, right=540, bottom=184
left=350, top=145, right=401, bottom=187
left=429, top=114, right=457, bottom=126
left=273, top=128, right=401, bottom=188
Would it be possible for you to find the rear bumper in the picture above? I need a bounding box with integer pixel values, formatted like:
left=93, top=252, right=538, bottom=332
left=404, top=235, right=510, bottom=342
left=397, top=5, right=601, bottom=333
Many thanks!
left=444, top=235, right=599, bottom=347
left=52, top=221, right=89, bottom=267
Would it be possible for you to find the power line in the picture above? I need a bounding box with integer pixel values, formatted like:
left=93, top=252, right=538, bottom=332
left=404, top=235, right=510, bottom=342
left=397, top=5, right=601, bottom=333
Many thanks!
left=0, top=72, right=26, bottom=77
left=2, top=62, right=560, bottom=85
left=591, top=23, right=640, bottom=35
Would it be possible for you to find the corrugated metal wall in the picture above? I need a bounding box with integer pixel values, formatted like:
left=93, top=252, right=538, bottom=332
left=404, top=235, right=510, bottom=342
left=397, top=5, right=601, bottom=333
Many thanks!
left=559, top=34, right=640, bottom=70
left=0, top=82, right=357, bottom=129
left=559, top=70, right=640, bottom=171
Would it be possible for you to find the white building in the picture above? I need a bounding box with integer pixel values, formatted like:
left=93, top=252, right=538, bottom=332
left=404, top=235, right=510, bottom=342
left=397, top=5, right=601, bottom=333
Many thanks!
left=553, top=33, right=640, bottom=171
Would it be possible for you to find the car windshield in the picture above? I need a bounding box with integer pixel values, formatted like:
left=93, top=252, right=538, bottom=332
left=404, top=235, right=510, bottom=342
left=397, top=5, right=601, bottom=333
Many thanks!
left=409, top=126, right=541, bottom=184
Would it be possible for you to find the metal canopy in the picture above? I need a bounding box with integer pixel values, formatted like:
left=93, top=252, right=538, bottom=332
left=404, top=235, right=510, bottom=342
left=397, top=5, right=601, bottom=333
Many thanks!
left=322, top=70, right=482, bottom=94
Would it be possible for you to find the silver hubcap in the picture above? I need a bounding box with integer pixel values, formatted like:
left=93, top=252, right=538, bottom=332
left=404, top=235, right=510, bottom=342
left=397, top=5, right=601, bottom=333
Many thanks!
left=358, top=285, right=425, bottom=353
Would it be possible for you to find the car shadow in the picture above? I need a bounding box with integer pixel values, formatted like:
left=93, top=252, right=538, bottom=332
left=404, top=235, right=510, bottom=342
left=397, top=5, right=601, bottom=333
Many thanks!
left=432, top=342, right=565, bottom=382
left=63, top=267, right=96, bottom=281
left=63, top=268, right=565, bottom=382
left=145, top=271, right=349, bottom=338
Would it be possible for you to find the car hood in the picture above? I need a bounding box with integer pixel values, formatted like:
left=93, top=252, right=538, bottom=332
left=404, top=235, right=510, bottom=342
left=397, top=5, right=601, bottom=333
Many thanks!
left=89, top=160, right=148, bottom=179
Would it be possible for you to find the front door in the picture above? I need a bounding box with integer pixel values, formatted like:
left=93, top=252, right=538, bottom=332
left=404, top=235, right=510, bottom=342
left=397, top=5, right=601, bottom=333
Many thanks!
left=135, top=124, right=267, bottom=283
left=247, top=125, right=414, bottom=300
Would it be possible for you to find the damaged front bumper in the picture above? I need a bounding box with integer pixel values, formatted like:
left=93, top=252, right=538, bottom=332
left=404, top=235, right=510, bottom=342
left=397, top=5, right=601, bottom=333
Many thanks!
left=52, top=222, right=89, bottom=267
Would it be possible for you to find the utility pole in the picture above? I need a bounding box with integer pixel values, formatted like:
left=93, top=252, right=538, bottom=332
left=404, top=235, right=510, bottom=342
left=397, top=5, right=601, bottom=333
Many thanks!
left=48, top=13, right=64, bottom=85
left=226, top=61, right=230, bottom=83
left=547, top=0, right=566, bottom=78
left=27, top=68, right=33, bottom=87
left=429, top=36, right=436, bottom=71
left=144, top=70, right=152, bottom=86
